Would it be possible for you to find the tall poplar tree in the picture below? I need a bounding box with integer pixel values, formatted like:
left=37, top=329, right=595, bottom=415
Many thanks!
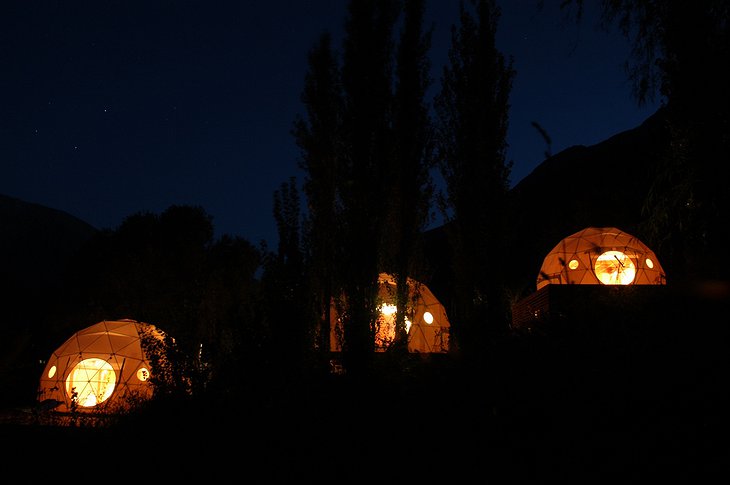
left=434, top=0, right=514, bottom=364
left=294, top=0, right=435, bottom=376
left=292, top=32, right=343, bottom=369
left=337, top=0, right=400, bottom=377
left=263, top=176, right=306, bottom=378
left=387, top=0, right=435, bottom=355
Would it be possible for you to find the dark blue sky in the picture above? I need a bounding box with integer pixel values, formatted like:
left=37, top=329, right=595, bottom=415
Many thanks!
left=1, top=1, right=659, bottom=247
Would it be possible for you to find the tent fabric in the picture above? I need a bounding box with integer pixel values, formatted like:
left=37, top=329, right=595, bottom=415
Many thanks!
left=330, top=273, right=450, bottom=353
left=536, top=226, right=666, bottom=290
left=37, top=319, right=166, bottom=413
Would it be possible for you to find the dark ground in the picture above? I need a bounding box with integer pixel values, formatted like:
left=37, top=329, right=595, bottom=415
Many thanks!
left=2, top=286, right=728, bottom=482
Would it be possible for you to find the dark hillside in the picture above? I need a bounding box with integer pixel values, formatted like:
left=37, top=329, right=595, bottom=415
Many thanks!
left=1, top=194, right=98, bottom=292
left=506, top=107, right=670, bottom=295
left=424, top=108, right=671, bottom=302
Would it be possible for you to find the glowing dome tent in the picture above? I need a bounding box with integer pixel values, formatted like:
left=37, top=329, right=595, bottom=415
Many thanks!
left=37, top=319, right=168, bottom=413
left=536, top=226, right=666, bottom=290
left=330, top=273, right=450, bottom=353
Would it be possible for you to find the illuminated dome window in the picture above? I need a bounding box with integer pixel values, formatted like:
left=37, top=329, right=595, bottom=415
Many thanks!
left=38, top=319, right=170, bottom=414
left=377, top=303, right=412, bottom=341
left=66, top=358, right=116, bottom=408
left=137, top=368, right=150, bottom=382
left=535, top=227, right=666, bottom=288
left=594, top=250, right=636, bottom=285
left=330, top=273, right=451, bottom=354
left=380, top=304, right=397, bottom=316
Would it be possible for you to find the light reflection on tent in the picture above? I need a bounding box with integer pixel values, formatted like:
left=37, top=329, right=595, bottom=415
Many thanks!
left=330, top=273, right=450, bottom=353
left=512, top=226, right=668, bottom=331
left=536, top=226, right=666, bottom=289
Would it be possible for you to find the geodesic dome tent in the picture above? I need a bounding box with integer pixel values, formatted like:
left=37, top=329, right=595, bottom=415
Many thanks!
left=536, top=226, right=666, bottom=290
left=37, top=319, right=169, bottom=414
left=330, top=273, right=450, bottom=353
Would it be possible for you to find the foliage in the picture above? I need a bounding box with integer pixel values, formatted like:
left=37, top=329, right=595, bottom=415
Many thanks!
left=434, top=0, right=515, bottom=361
left=48, top=204, right=264, bottom=399
left=387, top=0, right=435, bottom=354
left=564, top=0, right=730, bottom=281
left=290, top=0, right=435, bottom=377
left=292, top=31, right=343, bottom=370
left=260, top=177, right=311, bottom=381
left=139, top=325, right=187, bottom=397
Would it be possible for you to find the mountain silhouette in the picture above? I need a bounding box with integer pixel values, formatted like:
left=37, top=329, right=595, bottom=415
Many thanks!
left=507, top=107, right=669, bottom=294
left=424, top=107, right=671, bottom=301
left=1, top=194, right=98, bottom=294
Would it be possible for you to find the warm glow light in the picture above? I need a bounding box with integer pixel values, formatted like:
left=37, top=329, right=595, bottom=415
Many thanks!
left=380, top=304, right=397, bottom=316
left=594, top=250, right=636, bottom=285
left=377, top=303, right=412, bottom=339
left=568, top=259, right=579, bottom=270
left=645, top=258, right=654, bottom=269
left=66, top=358, right=116, bottom=408
left=137, top=367, right=150, bottom=381
left=48, top=365, right=56, bottom=379
left=423, top=311, right=434, bottom=324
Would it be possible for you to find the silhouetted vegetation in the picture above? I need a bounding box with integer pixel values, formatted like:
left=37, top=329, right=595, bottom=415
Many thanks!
left=291, top=0, right=437, bottom=378
left=564, top=0, right=730, bottom=283
left=434, top=0, right=515, bottom=365
left=1, top=0, right=728, bottom=481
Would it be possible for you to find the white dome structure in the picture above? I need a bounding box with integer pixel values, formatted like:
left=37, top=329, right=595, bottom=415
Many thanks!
left=37, top=319, right=169, bottom=414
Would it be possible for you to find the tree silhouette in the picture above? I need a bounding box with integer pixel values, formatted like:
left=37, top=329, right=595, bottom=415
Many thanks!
left=434, top=0, right=514, bottom=364
left=385, top=0, right=435, bottom=357
left=292, top=32, right=343, bottom=370
left=199, top=233, right=263, bottom=394
left=565, top=0, right=730, bottom=282
left=335, top=0, right=402, bottom=377
left=57, top=204, right=263, bottom=397
left=261, top=177, right=309, bottom=382
left=290, top=0, right=436, bottom=377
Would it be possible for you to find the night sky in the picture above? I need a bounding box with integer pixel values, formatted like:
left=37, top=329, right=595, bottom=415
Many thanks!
left=1, top=0, right=660, bottom=247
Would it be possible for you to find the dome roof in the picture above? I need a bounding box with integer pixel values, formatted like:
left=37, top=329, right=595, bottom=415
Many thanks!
left=37, top=319, right=168, bottom=414
left=536, top=227, right=666, bottom=290
left=330, top=273, right=450, bottom=353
